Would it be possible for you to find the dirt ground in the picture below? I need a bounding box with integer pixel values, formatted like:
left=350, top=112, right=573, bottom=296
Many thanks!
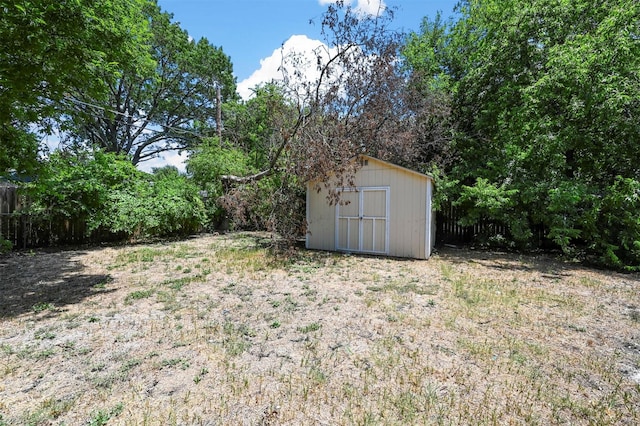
left=0, top=232, right=639, bottom=425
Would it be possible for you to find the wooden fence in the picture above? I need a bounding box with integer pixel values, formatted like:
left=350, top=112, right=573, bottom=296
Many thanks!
left=2, top=184, right=552, bottom=250
left=0, top=184, right=24, bottom=247
left=0, top=184, right=88, bottom=249
left=436, top=202, right=551, bottom=248
left=436, top=203, right=507, bottom=246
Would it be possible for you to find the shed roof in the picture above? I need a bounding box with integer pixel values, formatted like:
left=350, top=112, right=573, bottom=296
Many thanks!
left=356, top=154, right=434, bottom=182
left=308, top=154, right=433, bottom=186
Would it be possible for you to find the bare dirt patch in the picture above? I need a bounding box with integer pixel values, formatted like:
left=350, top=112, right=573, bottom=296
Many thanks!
left=1, top=232, right=639, bottom=425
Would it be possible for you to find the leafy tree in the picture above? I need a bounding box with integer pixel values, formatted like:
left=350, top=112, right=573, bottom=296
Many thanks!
left=221, top=84, right=289, bottom=170
left=27, top=150, right=206, bottom=243
left=27, top=150, right=144, bottom=241
left=401, top=12, right=455, bottom=171
left=0, top=125, right=40, bottom=175
left=0, top=0, right=153, bottom=173
left=407, top=0, right=640, bottom=268
left=219, top=3, right=449, bottom=243
left=105, top=166, right=207, bottom=238
left=60, top=1, right=236, bottom=165
left=187, top=138, right=255, bottom=227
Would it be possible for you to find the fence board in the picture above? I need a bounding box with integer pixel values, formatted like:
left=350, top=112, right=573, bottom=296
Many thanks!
left=3, top=185, right=553, bottom=250
left=1, top=184, right=20, bottom=247
left=436, top=202, right=551, bottom=248
left=0, top=184, right=89, bottom=249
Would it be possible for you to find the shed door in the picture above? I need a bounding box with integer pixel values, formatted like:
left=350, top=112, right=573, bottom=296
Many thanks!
left=336, top=187, right=389, bottom=254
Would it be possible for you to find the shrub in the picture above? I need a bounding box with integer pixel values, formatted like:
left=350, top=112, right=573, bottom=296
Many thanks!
left=27, top=150, right=207, bottom=243
left=103, top=166, right=207, bottom=239
left=0, top=236, right=12, bottom=254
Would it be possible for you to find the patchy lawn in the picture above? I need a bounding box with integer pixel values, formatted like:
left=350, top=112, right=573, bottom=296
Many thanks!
left=0, top=232, right=639, bottom=425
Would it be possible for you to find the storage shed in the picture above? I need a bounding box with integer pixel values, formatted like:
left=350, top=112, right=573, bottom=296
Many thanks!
left=306, top=155, right=435, bottom=259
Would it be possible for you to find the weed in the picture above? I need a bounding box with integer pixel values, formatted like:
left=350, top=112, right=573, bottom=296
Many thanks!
left=125, top=289, right=154, bottom=303
left=452, top=276, right=483, bottom=305
left=302, top=283, right=318, bottom=299
left=215, top=246, right=281, bottom=272
left=193, top=368, right=209, bottom=384
left=116, top=247, right=163, bottom=264
left=161, top=358, right=190, bottom=370
left=33, top=348, right=56, bottom=360
left=307, top=365, right=327, bottom=385
left=282, top=295, right=299, bottom=313
left=368, top=280, right=439, bottom=296
left=0, top=344, right=13, bottom=355
left=91, top=371, right=128, bottom=389
left=93, top=277, right=113, bottom=289
left=298, top=322, right=322, bottom=333
left=23, top=397, right=76, bottom=424
left=120, top=358, right=142, bottom=373
left=161, top=276, right=194, bottom=290
left=567, top=324, right=587, bottom=333
left=87, top=403, right=124, bottom=426
left=156, top=290, right=181, bottom=311
left=32, top=302, right=54, bottom=313
left=220, top=321, right=255, bottom=356
left=440, top=263, right=454, bottom=281
left=34, top=326, right=56, bottom=340
left=90, top=362, right=106, bottom=372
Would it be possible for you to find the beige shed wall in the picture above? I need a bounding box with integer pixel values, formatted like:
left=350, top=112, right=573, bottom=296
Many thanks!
left=306, top=156, right=434, bottom=259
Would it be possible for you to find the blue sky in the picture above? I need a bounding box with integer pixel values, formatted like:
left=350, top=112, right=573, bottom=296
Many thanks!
left=84, top=0, right=458, bottom=171
left=43, top=1, right=460, bottom=172
left=157, top=0, right=459, bottom=98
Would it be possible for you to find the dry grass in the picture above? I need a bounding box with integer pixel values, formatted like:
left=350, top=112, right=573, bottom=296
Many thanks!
left=0, top=232, right=639, bottom=425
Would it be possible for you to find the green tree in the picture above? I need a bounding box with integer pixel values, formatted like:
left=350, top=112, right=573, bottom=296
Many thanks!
left=222, top=84, right=289, bottom=170
left=218, top=3, right=447, bottom=243
left=27, top=150, right=207, bottom=242
left=61, top=1, right=236, bottom=165
left=0, top=125, right=40, bottom=175
left=187, top=138, right=255, bottom=227
left=406, top=0, right=640, bottom=268
left=27, top=150, right=144, bottom=240
left=104, top=165, right=207, bottom=238
left=0, top=0, right=153, bottom=173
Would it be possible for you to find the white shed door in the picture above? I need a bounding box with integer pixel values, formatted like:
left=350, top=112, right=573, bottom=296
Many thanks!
left=336, top=187, right=389, bottom=254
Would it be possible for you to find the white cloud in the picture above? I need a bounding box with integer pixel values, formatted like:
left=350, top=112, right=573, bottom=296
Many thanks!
left=137, top=150, right=189, bottom=174
left=317, top=0, right=386, bottom=17
left=237, top=34, right=331, bottom=100
left=354, top=0, right=386, bottom=17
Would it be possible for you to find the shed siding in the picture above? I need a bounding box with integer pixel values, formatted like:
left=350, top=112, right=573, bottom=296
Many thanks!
left=306, top=184, right=336, bottom=251
left=306, top=156, right=434, bottom=259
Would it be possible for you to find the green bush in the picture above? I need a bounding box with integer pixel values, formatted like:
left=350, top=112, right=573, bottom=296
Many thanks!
left=26, top=150, right=142, bottom=242
left=105, top=166, right=206, bottom=238
left=187, top=138, right=255, bottom=229
left=0, top=236, right=12, bottom=254
left=589, top=177, right=640, bottom=271
left=27, top=150, right=207, bottom=243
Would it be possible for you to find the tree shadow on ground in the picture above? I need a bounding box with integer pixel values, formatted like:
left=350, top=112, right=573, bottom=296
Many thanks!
left=0, top=248, right=115, bottom=319
left=434, top=245, right=640, bottom=281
